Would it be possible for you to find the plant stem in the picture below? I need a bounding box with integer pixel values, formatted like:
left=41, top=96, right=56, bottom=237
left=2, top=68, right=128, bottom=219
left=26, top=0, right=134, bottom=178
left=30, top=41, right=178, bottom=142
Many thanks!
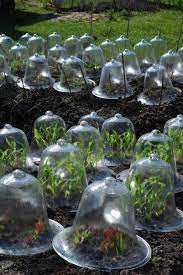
left=79, top=64, right=90, bottom=93
left=121, top=52, right=127, bottom=95
left=59, top=64, right=72, bottom=93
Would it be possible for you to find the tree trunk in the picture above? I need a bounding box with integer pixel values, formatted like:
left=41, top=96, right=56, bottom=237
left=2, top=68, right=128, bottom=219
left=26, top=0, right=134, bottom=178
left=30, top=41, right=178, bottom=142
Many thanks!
left=0, top=0, right=15, bottom=14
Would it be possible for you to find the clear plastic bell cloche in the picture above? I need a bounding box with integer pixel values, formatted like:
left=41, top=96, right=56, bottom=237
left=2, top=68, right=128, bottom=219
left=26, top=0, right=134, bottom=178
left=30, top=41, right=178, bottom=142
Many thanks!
left=138, top=64, right=180, bottom=105
left=48, top=44, right=67, bottom=77
left=19, top=33, right=32, bottom=46
left=0, top=34, right=14, bottom=57
left=38, top=139, right=87, bottom=210
left=47, top=32, right=62, bottom=49
left=100, top=39, right=117, bottom=62
left=134, top=39, right=156, bottom=72
left=0, top=124, right=36, bottom=177
left=160, top=50, right=183, bottom=84
left=115, top=35, right=133, bottom=52
left=79, top=112, right=105, bottom=130
left=127, top=154, right=183, bottom=232
left=178, top=46, right=183, bottom=61
left=53, top=177, right=151, bottom=270
left=27, top=34, right=45, bottom=56
left=117, top=49, right=141, bottom=77
left=164, top=114, right=183, bottom=169
left=67, top=121, right=104, bottom=173
left=101, top=114, right=136, bottom=167
left=0, top=54, right=9, bottom=87
left=82, top=44, right=105, bottom=80
left=18, top=54, right=54, bottom=89
left=80, top=33, right=94, bottom=50
left=54, top=56, right=94, bottom=93
left=0, top=169, right=63, bottom=256
left=9, top=43, right=28, bottom=79
left=92, top=59, right=134, bottom=99
left=150, top=35, right=166, bottom=61
left=64, top=35, right=83, bottom=58
left=31, top=111, right=66, bottom=164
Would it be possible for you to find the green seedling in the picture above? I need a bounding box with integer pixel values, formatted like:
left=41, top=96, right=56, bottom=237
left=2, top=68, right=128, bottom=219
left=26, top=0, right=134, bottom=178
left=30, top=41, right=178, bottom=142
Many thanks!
left=34, top=122, right=66, bottom=148
left=167, top=128, right=183, bottom=163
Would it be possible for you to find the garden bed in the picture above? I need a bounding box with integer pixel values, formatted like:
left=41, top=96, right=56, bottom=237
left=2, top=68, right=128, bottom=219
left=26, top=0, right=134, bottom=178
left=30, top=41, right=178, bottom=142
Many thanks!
left=0, top=78, right=183, bottom=274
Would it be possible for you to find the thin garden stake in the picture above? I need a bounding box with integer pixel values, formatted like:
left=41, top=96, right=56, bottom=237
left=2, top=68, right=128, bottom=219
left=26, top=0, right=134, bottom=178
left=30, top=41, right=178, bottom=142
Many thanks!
left=89, top=3, right=93, bottom=36
left=121, top=52, right=127, bottom=95
left=79, top=64, right=90, bottom=93
left=157, top=73, right=164, bottom=119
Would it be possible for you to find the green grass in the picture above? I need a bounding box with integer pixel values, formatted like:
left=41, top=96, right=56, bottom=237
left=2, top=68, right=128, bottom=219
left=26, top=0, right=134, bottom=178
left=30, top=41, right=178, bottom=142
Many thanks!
left=1, top=2, right=183, bottom=50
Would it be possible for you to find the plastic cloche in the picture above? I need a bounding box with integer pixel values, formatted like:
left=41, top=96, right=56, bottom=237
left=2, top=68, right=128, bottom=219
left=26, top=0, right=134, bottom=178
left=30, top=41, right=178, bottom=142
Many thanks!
left=160, top=50, right=183, bottom=84
left=67, top=121, right=104, bottom=173
left=178, top=47, right=183, bottom=61
left=126, top=154, right=183, bottom=232
left=31, top=111, right=66, bottom=164
left=100, top=39, right=117, bottom=62
left=9, top=43, right=28, bottom=79
left=19, top=33, right=32, bottom=46
left=134, top=39, right=156, bottom=72
left=82, top=44, right=105, bottom=80
left=80, top=33, right=94, bottom=49
left=0, top=34, right=14, bottom=57
left=0, top=169, right=63, bottom=256
left=79, top=112, right=105, bottom=130
left=138, top=64, right=180, bottom=105
left=164, top=114, right=183, bottom=169
left=150, top=35, right=166, bottom=61
left=92, top=59, right=134, bottom=99
left=115, top=35, right=133, bottom=52
left=53, top=177, right=151, bottom=270
left=64, top=35, right=83, bottom=58
left=117, top=49, right=141, bottom=77
left=48, top=44, right=67, bottom=76
left=101, top=114, right=136, bottom=167
left=18, top=54, right=54, bottom=89
left=0, top=54, right=9, bottom=87
left=38, top=139, right=87, bottom=209
left=27, top=34, right=45, bottom=56
left=0, top=124, right=36, bottom=177
left=54, top=56, right=94, bottom=93
left=47, top=32, right=62, bottom=49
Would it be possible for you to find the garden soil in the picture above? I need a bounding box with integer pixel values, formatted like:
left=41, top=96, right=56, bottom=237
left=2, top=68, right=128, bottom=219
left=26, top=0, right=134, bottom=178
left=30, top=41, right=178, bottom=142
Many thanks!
left=0, top=77, right=183, bottom=274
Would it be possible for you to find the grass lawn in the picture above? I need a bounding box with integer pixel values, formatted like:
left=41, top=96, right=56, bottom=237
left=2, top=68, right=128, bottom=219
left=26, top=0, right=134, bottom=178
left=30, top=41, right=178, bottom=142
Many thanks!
left=0, top=1, right=183, bottom=50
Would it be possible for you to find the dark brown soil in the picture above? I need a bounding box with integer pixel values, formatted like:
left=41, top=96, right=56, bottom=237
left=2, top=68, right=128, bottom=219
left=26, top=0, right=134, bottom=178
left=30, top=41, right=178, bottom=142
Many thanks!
left=0, top=78, right=183, bottom=274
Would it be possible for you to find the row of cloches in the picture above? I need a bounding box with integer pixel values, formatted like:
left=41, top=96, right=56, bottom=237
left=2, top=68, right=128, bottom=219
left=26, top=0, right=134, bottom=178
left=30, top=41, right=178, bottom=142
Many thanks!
left=0, top=110, right=183, bottom=270
left=0, top=33, right=183, bottom=105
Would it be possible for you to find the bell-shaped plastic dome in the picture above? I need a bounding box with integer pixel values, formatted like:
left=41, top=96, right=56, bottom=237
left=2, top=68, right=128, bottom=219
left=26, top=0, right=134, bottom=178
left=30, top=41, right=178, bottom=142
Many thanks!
left=0, top=54, right=9, bottom=87
left=82, top=44, right=105, bottom=80
left=100, top=39, right=117, bottom=62
left=0, top=124, right=36, bottom=177
left=67, top=121, right=104, bottom=173
left=164, top=114, right=183, bottom=169
left=115, top=35, right=133, bottom=52
left=150, top=35, right=166, bottom=61
left=53, top=177, right=151, bottom=270
left=18, top=54, right=54, bottom=89
left=92, top=59, right=133, bottom=99
left=38, top=139, right=87, bottom=209
left=79, top=112, right=105, bottom=130
left=160, top=50, right=183, bottom=84
left=9, top=43, right=28, bottom=79
left=101, top=114, right=136, bottom=166
left=47, top=32, right=62, bottom=49
left=27, top=34, right=45, bottom=56
left=54, top=56, right=94, bottom=93
left=64, top=35, right=83, bottom=58
left=127, top=154, right=183, bottom=232
left=178, top=47, right=183, bottom=61
left=0, top=169, right=63, bottom=255
left=19, top=33, right=32, bottom=46
left=117, top=49, right=141, bottom=77
left=48, top=44, right=67, bottom=76
left=138, top=64, right=180, bottom=105
left=80, top=33, right=94, bottom=49
left=0, top=34, right=14, bottom=57
left=134, top=39, right=156, bottom=72
left=31, top=111, right=66, bottom=163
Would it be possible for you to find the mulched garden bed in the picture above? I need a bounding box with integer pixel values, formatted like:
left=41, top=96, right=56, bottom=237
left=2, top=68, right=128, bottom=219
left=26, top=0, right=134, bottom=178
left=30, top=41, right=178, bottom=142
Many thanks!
left=0, top=77, right=183, bottom=274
